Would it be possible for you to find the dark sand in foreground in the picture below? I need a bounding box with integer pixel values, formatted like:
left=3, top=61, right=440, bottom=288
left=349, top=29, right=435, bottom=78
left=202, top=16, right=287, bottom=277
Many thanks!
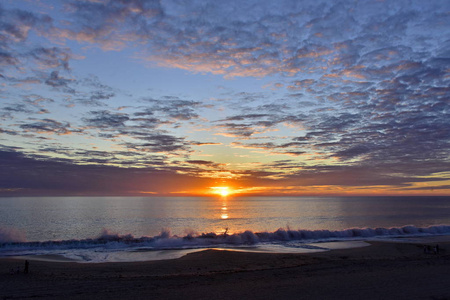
left=1, top=240, right=449, bottom=300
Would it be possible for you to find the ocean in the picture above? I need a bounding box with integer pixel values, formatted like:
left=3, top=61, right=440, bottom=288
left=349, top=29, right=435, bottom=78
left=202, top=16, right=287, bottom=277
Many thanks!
left=1, top=196, right=449, bottom=262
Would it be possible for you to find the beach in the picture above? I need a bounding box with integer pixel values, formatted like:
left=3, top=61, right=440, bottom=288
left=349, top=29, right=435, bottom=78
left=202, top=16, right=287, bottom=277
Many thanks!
left=1, top=239, right=449, bottom=300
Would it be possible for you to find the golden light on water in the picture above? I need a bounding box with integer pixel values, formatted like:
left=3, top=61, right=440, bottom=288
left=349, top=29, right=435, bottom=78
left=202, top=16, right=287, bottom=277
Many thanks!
left=220, top=198, right=229, bottom=219
left=210, top=186, right=232, bottom=219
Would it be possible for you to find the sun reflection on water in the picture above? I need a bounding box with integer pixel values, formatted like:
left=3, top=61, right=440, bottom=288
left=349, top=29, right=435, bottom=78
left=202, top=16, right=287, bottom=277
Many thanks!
left=220, top=198, right=229, bottom=219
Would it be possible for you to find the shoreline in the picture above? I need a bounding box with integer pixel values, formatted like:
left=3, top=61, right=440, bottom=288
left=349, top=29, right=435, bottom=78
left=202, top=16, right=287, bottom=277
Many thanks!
left=4, top=234, right=449, bottom=264
left=1, top=239, right=449, bottom=299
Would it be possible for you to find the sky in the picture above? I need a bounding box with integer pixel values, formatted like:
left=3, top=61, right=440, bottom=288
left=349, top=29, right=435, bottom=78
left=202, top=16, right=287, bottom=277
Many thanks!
left=0, top=0, right=449, bottom=197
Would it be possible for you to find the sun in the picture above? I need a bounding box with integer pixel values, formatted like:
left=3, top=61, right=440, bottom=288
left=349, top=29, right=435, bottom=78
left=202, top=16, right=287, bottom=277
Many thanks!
left=211, top=186, right=231, bottom=197
left=220, top=188, right=229, bottom=197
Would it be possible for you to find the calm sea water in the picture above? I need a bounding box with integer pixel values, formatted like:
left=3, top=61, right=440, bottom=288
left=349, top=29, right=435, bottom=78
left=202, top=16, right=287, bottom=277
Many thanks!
left=1, top=196, right=449, bottom=262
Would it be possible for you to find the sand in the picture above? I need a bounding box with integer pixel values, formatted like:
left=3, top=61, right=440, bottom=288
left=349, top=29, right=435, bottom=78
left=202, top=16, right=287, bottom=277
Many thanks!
left=1, top=239, right=449, bottom=300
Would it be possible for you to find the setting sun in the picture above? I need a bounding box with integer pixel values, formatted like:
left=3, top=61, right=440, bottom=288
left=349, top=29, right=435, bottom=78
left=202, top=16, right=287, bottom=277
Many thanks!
left=211, top=187, right=231, bottom=197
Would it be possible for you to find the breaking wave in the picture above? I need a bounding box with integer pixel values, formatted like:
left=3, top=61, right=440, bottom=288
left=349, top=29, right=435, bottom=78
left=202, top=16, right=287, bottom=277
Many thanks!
left=1, top=225, right=450, bottom=254
left=0, top=227, right=26, bottom=243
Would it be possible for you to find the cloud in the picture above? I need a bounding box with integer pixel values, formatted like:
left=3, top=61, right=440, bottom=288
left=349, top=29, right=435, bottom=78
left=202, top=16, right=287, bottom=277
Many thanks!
left=0, top=128, right=19, bottom=136
left=0, top=148, right=212, bottom=196
left=221, top=114, right=273, bottom=122
left=186, top=160, right=224, bottom=168
left=214, top=110, right=286, bottom=138
left=0, top=51, right=19, bottom=69
left=0, top=4, right=52, bottom=44
left=54, top=0, right=163, bottom=50
left=2, top=103, right=34, bottom=114
left=22, top=94, right=55, bottom=106
left=124, top=133, right=189, bottom=153
left=44, top=70, right=73, bottom=88
left=0, top=4, right=70, bottom=77
left=229, top=140, right=309, bottom=160
left=139, top=98, right=201, bottom=121
left=19, top=118, right=76, bottom=135
left=129, top=1, right=448, bottom=78
left=3, top=1, right=450, bottom=81
left=332, top=145, right=372, bottom=161
left=190, top=142, right=221, bottom=146
left=1, top=1, right=449, bottom=195
left=27, top=47, right=73, bottom=70
left=83, top=110, right=130, bottom=128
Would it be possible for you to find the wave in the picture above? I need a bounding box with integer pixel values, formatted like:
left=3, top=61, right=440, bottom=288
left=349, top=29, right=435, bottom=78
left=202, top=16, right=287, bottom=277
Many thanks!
left=0, top=227, right=26, bottom=243
left=1, top=225, right=450, bottom=254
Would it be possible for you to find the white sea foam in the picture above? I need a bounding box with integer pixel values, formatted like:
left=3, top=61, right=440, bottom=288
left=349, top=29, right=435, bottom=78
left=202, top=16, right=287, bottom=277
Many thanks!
left=0, top=227, right=26, bottom=243
left=1, top=225, right=449, bottom=255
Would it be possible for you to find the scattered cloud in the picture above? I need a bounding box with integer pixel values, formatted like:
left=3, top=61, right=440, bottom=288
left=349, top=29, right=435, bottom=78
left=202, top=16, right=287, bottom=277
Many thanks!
left=19, top=118, right=76, bottom=135
left=0, top=0, right=449, bottom=195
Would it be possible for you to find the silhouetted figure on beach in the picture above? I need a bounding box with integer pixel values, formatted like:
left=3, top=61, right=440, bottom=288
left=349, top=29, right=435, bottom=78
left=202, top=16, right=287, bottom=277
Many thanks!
left=436, top=244, right=439, bottom=254
left=24, top=260, right=29, bottom=274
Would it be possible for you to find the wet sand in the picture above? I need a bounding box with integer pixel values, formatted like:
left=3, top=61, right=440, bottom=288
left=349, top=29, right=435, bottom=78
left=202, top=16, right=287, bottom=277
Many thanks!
left=1, top=240, right=449, bottom=300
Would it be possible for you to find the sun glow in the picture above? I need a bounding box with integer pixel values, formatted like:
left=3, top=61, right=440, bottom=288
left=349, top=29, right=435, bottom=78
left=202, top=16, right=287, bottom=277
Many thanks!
left=211, top=186, right=231, bottom=197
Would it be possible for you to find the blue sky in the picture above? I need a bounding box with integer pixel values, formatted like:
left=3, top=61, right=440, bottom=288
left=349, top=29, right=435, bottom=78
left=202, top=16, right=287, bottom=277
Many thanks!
left=1, top=0, right=449, bottom=196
